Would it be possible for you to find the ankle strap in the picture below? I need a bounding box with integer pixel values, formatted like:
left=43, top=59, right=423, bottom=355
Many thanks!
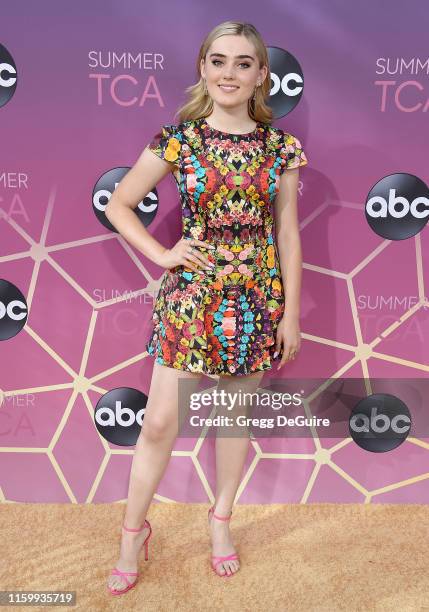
left=122, top=518, right=150, bottom=532
left=210, top=506, right=232, bottom=521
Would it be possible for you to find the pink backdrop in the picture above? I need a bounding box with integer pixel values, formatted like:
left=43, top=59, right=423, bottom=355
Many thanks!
left=1, top=1, right=428, bottom=504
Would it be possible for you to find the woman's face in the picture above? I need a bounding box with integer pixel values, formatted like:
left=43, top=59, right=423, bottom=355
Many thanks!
left=201, top=34, right=267, bottom=109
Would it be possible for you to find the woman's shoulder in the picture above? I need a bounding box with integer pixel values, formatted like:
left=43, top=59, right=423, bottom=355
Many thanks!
left=264, top=123, right=302, bottom=143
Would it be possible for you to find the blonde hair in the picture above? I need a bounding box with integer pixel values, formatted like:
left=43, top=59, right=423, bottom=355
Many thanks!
left=174, top=21, right=273, bottom=125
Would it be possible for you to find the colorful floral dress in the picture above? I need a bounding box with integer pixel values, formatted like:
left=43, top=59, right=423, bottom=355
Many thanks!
left=145, top=116, right=308, bottom=376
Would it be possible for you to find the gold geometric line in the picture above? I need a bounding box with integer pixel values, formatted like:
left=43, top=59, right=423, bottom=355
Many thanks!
left=117, top=235, right=154, bottom=284
left=46, top=448, right=77, bottom=503
left=79, top=310, right=98, bottom=377
left=349, top=238, right=391, bottom=277
left=26, top=259, right=41, bottom=310
left=415, top=232, right=425, bottom=301
left=24, top=325, right=78, bottom=378
left=46, top=233, right=117, bottom=252
left=0, top=249, right=32, bottom=263
left=258, top=453, right=315, bottom=459
left=327, top=459, right=370, bottom=495
left=377, top=300, right=424, bottom=340
left=369, top=351, right=429, bottom=372
left=302, top=263, right=348, bottom=278
left=86, top=452, right=111, bottom=504
left=190, top=454, right=214, bottom=501
left=347, top=277, right=364, bottom=346
left=0, top=448, right=49, bottom=452
left=368, top=470, right=429, bottom=497
left=407, top=437, right=429, bottom=450
left=235, top=452, right=260, bottom=503
left=299, top=200, right=330, bottom=231
left=39, top=184, right=57, bottom=247
left=80, top=391, right=111, bottom=453
left=87, top=352, right=152, bottom=383
left=300, top=333, right=356, bottom=352
left=49, top=388, right=80, bottom=451
left=300, top=462, right=323, bottom=503
left=327, top=437, right=354, bottom=453
left=45, top=254, right=97, bottom=306
left=1, top=383, right=74, bottom=399
left=0, top=207, right=38, bottom=247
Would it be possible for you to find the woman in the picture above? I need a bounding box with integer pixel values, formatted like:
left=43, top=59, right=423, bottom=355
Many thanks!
left=105, top=20, right=308, bottom=594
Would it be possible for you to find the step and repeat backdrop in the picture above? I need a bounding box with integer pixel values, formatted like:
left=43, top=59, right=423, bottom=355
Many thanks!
left=1, top=2, right=428, bottom=504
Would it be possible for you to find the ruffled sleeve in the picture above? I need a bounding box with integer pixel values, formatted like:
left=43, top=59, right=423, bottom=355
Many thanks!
left=147, top=124, right=182, bottom=165
left=279, top=132, right=308, bottom=173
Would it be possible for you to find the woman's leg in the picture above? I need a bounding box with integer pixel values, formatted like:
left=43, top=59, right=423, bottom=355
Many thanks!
left=108, top=361, right=202, bottom=591
left=209, top=369, right=266, bottom=576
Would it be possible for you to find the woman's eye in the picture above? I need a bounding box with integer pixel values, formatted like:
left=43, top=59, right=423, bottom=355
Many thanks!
left=211, top=60, right=251, bottom=68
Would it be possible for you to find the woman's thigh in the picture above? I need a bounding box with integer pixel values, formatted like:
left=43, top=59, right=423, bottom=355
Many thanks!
left=216, top=370, right=266, bottom=415
left=143, top=361, right=203, bottom=435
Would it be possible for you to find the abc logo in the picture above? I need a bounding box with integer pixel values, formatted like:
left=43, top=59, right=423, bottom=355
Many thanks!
left=0, top=43, right=18, bottom=108
left=267, top=47, right=304, bottom=118
left=349, top=393, right=411, bottom=452
left=0, top=280, right=28, bottom=340
left=93, top=168, right=159, bottom=231
left=94, top=387, right=148, bottom=446
left=365, top=173, right=429, bottom=239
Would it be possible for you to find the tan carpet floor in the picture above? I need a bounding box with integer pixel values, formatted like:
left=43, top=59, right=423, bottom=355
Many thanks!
left=1, top=502, right=428, bottom=611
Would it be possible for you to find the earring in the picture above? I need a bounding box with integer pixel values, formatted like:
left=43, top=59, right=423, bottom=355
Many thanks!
left=203, top=79, right=208, bottom=95
left=252, top=82, right=260, bottom=101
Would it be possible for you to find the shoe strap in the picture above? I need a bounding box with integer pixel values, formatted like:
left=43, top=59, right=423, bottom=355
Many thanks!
left=112, top=567, right=138, bottom=579
left=212, top=553, right=239, bottom=568
left=122, top=518, right=151, bottom=532
left=210, top=506, right=232, bottom=521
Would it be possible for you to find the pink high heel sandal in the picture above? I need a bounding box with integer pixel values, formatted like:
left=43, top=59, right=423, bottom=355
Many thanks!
left=208, top=505, right=240, bottom=577
left=108, top=519, right=152, bottom=596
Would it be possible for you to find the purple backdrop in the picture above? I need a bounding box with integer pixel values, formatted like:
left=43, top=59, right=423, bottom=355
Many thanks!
left=1, top=1, right=428, bottom=504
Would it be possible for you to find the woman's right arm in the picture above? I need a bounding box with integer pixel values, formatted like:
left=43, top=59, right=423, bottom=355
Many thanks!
left=104, top=146, right=174, bottom=264
left=105, top=145, right=216, bottom=271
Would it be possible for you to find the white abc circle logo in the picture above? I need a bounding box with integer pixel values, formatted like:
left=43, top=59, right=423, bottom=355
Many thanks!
left=267, top=46, right=304, bottom=118
left=349, top=393, right=411, bottom=452
left=367, top=188, right=429, bottom=219
left=0, top=43, right=18, bottom=108
left=95, top=400, right=145, bottom=427
left=0, top=280, right=28, bottom=340
left=365, top=173, right=429, bottom=240
left=350, top=406, right=410, bottom=434
left=270, top=72, right=303, bottom=97
left=94, top=388, right=148, bottom=446
left=0, top=299, right=27, bottom=321
left=92, top=167, right=159, bottom=231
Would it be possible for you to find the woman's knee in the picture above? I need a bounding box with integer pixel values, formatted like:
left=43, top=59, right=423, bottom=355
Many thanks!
left=140, top=416, right=177, bottom=444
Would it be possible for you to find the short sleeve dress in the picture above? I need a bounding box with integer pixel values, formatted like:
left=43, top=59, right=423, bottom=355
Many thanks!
left=145, top=117, right=308, bottom=376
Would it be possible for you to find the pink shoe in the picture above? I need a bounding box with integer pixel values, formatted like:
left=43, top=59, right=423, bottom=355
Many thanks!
left=208, top=505, right=240, bottom=577
left=108, top=519, right=152, bottom=596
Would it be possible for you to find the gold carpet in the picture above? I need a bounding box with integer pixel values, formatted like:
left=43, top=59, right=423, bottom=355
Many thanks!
left=1, top=502, right=428, bottom=611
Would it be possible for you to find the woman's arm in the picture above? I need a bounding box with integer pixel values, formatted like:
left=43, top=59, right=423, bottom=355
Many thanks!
left=104, top=147, right=174, bottom=265
left=274, top=167, right=302, bottom=320
left=273, top=167, right=302, bottom=368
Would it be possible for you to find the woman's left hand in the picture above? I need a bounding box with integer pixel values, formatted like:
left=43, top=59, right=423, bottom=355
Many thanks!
left=273, top=314, right=301, bottom=370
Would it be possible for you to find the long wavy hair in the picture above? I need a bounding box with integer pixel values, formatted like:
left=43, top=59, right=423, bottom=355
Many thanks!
left=174, top=21, right=273, bottom=125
